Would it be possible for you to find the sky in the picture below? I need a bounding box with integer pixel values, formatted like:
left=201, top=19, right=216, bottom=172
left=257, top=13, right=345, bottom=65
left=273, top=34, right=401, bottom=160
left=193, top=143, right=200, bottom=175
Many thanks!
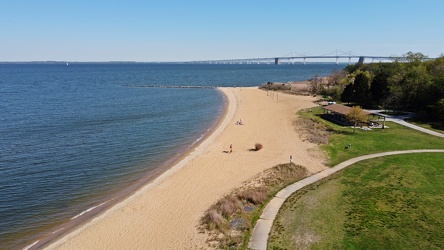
left=1, top=0, right=443, bottom=62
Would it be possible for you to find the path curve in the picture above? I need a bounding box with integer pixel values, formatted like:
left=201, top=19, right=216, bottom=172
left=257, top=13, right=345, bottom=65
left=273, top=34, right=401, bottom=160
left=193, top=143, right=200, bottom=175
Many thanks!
left=248, top=149, right=444, bottom=250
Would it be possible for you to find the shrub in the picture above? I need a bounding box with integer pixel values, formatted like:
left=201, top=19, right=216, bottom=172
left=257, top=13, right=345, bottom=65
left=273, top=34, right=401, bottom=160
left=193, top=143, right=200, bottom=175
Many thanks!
left=238, top=187, right=268, bottom=205
left=219, top=196, right=242, bottom=218
left=254, top=143, right=263, bottom=151
left=204, top=209, right=228, bottom=232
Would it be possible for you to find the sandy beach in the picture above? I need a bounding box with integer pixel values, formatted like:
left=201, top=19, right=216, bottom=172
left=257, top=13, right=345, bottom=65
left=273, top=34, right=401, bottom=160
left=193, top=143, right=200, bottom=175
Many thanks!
left=45, top=87, right=326, bottom=250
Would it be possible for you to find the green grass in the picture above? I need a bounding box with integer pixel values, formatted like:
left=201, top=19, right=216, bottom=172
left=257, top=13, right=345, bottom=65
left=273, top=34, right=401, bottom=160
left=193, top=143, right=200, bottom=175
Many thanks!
left=325, top=121, right=444, bottom=166
left=267, top=107, right=444, bottom=249
left=269, top=153, right=444, bottom=249
left=405, top=118, right=444, bottom=134
left=299, top=106, right=444, bottom=166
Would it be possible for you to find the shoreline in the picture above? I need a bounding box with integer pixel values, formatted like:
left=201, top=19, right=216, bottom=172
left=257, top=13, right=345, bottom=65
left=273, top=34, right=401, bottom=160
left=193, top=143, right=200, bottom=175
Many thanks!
left=24, top=88, right=231, bottom=250
left=43, top=87, right=325, bottom=249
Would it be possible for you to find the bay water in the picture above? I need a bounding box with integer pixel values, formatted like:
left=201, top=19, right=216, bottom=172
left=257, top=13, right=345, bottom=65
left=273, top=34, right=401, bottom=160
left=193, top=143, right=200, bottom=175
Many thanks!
left=0, top=63, right=344, bottom=248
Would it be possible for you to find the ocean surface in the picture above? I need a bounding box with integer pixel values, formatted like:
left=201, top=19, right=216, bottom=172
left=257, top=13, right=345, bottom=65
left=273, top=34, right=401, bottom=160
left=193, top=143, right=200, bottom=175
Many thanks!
left=0, top=63, right=345, bottom=249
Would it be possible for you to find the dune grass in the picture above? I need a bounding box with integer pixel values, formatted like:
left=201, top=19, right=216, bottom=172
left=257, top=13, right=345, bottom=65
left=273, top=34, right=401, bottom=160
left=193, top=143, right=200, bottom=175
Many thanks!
left=201, top=163, right=308, bottom=249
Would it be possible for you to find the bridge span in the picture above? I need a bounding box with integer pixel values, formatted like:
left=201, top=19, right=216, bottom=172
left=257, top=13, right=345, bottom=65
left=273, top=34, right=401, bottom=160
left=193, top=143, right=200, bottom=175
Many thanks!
left=189, top=50, right=435, bottom=65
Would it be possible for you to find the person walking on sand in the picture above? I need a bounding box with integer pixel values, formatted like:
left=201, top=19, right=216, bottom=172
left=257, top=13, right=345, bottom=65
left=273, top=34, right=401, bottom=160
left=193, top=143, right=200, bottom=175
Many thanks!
left=230, top=144, right=232, bottom=153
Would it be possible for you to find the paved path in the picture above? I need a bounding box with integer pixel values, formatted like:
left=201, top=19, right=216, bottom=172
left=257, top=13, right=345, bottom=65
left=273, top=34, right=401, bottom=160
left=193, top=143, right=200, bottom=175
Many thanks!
left=248, top=149, right=444, bottom=250
left=387, top=118, right=444, bottom=138
left=366, top=109, right=444, bottom=138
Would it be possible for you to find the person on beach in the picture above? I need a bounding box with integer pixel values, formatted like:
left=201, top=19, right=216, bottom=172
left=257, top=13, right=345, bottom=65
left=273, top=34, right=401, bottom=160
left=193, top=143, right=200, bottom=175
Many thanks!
left=230, top=144, right=232, bottom=153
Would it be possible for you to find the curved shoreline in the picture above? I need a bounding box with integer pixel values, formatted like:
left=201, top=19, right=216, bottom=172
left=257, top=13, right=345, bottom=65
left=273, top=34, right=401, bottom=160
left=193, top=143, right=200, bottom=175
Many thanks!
left=23, top=88, right=230, bottom=250
left=44, top=87, right=324, bottom=250
left=39, top=88, right=235, bottom=250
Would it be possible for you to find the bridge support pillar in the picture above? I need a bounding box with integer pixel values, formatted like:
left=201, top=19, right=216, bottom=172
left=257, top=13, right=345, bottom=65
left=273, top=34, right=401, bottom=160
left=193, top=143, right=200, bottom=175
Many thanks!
left=274, top=58, right=280, bottom=65
left=358, top=56, right=365, bottom=64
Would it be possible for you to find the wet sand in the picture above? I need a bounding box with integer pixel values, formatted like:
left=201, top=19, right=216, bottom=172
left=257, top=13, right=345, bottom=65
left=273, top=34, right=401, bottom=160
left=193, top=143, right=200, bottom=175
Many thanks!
left=45, top=87, right=326, bottom=249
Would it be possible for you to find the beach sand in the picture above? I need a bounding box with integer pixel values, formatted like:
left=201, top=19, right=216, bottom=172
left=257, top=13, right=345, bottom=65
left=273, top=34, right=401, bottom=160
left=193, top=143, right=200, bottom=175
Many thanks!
left=46, top=87, right=326, bottom=250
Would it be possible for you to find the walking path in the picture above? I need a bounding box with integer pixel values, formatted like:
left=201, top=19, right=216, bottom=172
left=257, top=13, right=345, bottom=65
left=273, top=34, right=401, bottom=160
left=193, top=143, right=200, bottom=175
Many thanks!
left=248, top=113, right=444, bottom=249
left=367, top=109, right=444, bottom=138
left=248, top=149, right=444, bottom=250
left=387, top=118, right=444, bottom=138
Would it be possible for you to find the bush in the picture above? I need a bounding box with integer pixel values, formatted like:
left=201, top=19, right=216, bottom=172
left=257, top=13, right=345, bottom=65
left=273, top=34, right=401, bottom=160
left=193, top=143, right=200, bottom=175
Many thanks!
left=219, top=196, right=242, bottom=218
left=238, top=187, right=268, bottom=205
left=254, top=143, right=263, bottom=151
left=259, top=82, right=291, bottom=91
left=204, top=209, right=228, bottom=232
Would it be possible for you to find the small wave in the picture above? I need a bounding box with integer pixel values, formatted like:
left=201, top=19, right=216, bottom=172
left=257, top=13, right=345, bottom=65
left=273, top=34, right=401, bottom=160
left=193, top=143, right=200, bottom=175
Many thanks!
left=22, top=240, right=39, bottom=250
left=193, top=134, right=205, bottom=144
left=50, top=227, right=65, bottom=235
left=70, top=200, right=111, bottom=220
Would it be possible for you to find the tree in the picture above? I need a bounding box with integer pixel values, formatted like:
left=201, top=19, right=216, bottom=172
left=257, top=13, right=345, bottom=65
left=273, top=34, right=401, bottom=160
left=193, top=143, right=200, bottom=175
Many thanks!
left=405, top=51, right=427, bottom=66
left=370, top=64, right=393, bottom=107
left=353, top=70, right=372, bottom=107
left=346, top=106, right=367, bottom=133
left=341, top=83, right=354, bottom=103
left=308, top=74, right=322, bottom=94
left=340, top=70, right=372, bottom=107
left=328, top=69, right=348, bottom=87
left=431, top=98, right=444, bottom=122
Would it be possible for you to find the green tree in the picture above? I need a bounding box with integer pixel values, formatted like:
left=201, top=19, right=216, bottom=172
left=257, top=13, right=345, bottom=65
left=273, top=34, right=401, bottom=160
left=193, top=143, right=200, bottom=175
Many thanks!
left=405, top=51, right=427, bottom=65
left=389, top=55, right=431, bottom=110
left=346, top=106, right=367, bottom=133
left=353, top=70, right=372, bottom=106
left=432, top=98, right=444, bottom=122
left=369, top=64, right=393, bottom=107
left=340, top=70, right=372, bottom=107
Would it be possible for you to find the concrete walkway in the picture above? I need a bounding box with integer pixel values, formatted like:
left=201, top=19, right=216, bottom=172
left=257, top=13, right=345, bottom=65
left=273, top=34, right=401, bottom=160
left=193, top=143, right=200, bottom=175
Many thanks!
left=387, top=118, right=444, bottom=138
left=248, top=149, right=444, bottom=250
left=366, top=109, right=444, bottom=138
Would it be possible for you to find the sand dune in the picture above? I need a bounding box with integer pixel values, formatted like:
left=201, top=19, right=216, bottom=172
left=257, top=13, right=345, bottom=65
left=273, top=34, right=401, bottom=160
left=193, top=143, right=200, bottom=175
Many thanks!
left=46, top=87, right=326, bottom=250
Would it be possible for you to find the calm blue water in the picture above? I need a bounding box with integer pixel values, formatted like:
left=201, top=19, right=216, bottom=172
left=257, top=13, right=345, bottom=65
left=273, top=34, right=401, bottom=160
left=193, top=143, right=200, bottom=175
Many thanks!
left=0, top=63, right=344, bottom=249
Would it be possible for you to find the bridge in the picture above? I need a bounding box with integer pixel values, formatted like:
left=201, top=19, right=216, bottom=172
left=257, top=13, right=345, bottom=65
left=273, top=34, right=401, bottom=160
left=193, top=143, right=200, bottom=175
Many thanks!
left=188, top=50, right=435, bottom=65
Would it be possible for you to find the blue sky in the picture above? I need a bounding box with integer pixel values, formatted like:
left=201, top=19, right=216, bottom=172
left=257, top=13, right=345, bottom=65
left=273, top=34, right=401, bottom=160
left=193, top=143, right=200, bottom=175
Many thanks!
left=1, top=0, right=443, bottom=62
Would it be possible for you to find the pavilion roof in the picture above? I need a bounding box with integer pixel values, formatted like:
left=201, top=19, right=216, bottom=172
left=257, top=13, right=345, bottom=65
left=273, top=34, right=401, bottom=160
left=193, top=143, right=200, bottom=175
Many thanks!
left=323, top=104, right=373, bottom=116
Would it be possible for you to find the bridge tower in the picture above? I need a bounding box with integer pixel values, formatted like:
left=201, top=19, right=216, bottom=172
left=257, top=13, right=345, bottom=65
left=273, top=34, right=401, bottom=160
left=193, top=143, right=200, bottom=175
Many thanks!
left=335, top=49, right=339, bottom=65
left=274, top=58, right=280, bottom=65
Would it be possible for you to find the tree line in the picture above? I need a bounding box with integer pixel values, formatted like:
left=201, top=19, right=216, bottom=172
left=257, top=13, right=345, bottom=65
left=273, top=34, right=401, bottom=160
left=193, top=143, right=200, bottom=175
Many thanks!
left=312, top=52, right=444, bottom=122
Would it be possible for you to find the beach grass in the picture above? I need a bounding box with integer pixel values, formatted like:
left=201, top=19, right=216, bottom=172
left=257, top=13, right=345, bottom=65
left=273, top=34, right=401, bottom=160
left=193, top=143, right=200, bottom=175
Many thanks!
left=267, top=107, right=444, bottom=249
left=268, top=153, right=444, bottom=249
left=201, top=163, right=309, bottom=249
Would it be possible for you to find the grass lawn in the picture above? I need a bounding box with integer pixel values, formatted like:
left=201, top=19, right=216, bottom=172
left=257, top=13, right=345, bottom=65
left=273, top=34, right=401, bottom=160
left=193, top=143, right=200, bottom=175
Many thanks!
left=267, top=107, right=444, bottom=249
left=405, top=118, right=444, bottom=134
left=299, top=107, right=444, bottom=166
left=268, top=153, right=444, bottom=249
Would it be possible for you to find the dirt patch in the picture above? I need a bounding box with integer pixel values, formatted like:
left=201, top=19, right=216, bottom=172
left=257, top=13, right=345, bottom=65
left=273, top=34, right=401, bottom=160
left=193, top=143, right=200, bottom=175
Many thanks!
left=293, top=116, right=332, bottom=145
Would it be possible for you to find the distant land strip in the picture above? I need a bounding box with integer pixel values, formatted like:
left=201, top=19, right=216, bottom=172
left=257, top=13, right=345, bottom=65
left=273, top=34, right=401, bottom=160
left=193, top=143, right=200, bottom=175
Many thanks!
left=125, top=84, right=216, bottom=89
